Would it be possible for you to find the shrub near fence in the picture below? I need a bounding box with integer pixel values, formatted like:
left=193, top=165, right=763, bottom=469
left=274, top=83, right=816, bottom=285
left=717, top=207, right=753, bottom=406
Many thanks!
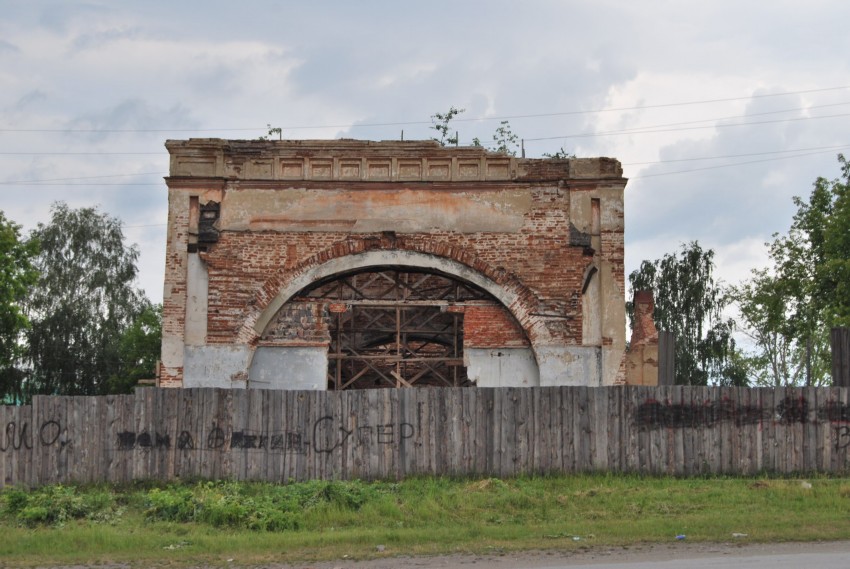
left=1, top=386, right=849, bottom=487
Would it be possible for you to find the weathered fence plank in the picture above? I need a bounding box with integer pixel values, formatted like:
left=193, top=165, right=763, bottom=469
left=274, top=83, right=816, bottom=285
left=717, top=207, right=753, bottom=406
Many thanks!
left=832, top=327, right=850, bottom=387
left=658, top=331, right=675, bottom=386
left=3, top=385, right=850, bottom=487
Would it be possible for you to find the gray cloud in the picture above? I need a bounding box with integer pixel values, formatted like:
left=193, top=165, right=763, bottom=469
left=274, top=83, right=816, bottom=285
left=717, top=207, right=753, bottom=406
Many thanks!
left=64, top=99, right=200, bottom=142
left=625, top=90, right=850, bottom=283
left=70, top=26, right=144, bottom=52
left=0, top=39, right=19, bottom=54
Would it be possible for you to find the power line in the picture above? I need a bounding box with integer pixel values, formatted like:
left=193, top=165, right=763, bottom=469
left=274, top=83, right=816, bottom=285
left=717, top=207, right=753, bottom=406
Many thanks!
left=2, top=143, right=847, bottom=185
left=0, top=183, right=164, bottom=186
left=4, top=108, right=848, bottom=158
left=523, top=112, right=850, bottom=142
left=1, top=85, right=848, bottom=134
left=445, top=85, right=850, bottom=124
left=0, top=152, right=162, bottom=155
left=629, top=149, right=847, bottom=180
left=570, top=101, right=850, bottom=138
left=3, top=98, right=849, bottom=158
left=622, top=144, right=849, bottom=166
left=0, top=171, right=164, bottom=184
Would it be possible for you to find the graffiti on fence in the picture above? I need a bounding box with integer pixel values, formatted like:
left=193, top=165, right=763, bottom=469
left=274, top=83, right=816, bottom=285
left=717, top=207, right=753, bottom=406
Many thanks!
left=636, top=397, right=850, bottom=430
left=835, top=426, right=850, bottom=450
left=0, top=420, right=63, bottom=452
left=113, top=415, right=418, bottom=454
left=116, top=430, right=173, bottom=450
left=819, top=400, right=850, bottom=422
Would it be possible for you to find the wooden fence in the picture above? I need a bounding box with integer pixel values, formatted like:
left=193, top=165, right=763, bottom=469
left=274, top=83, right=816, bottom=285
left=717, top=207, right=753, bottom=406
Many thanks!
left=658, top=331, right=675, bottom=386
left=2, top=386, right=850, bottom=487
left=833, top=327, right=850, bottom=387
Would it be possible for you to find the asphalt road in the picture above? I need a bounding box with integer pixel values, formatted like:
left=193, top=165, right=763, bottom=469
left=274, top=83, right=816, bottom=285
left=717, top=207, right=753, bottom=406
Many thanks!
left=541, top=551, right=850, bottom=569
left=32, top=541, right=850, bottom=569
left=287, top=541, right=850, bottom=569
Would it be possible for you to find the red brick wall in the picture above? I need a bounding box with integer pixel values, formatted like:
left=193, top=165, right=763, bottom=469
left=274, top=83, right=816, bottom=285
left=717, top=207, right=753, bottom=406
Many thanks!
left=193, top=184, right=613, bottom=347
left=463, top=305, right=530, bottom=348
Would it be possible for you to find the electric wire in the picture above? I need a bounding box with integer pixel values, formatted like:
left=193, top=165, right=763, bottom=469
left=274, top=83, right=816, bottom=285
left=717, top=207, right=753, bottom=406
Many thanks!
left=4, top=105, right=847, bottom=156
left=1, top=85, right=848, bottom=134
left=1, top=143, right=848, bottom=185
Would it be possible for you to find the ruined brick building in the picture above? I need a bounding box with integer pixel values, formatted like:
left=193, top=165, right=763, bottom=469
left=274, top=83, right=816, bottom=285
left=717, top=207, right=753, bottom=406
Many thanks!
left=160, top=139, right=627, bottom=389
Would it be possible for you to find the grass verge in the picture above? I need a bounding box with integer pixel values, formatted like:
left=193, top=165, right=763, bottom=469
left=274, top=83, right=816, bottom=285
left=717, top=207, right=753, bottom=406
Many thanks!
left=1, top=474, right=849, bottom=567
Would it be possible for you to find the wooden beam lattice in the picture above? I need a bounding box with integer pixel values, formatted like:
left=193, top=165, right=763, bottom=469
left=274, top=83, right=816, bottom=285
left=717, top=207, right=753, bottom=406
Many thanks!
left=314, top=269, right=479, bottom=389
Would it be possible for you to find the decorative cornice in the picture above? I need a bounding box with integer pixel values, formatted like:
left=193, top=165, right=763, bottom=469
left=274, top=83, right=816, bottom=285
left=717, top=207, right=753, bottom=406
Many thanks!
left=165, top=139, right=624, bottom=183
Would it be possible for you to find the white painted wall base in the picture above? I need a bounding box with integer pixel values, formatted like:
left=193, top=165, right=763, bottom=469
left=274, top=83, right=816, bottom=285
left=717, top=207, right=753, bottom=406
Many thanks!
left=465, top=348, right=540, bottom=387
left=536, top=346, right=602, bottom=387
left=184, top=344, right=603, bottom=390
left=184, top=345, right=252, bottom=388
left=248, top=347, right=327, bottom=390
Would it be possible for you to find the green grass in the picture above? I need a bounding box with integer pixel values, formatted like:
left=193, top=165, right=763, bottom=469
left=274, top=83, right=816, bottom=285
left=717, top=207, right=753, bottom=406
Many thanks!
left=1, top=475, right=849, bottom=567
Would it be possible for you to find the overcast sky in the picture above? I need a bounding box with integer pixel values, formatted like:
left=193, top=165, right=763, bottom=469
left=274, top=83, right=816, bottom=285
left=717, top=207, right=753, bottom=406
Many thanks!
left=1, top=0, right=849, bottom=304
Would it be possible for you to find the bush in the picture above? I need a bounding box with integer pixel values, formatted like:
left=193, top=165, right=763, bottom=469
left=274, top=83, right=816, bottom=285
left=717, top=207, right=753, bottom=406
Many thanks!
left=144, top=486, right=197, bottom=522
left=2, top=488, right=29, bottom=514
left=2, top=485, right=119, bottom=527
left=2, top=479, right=385, bottom=531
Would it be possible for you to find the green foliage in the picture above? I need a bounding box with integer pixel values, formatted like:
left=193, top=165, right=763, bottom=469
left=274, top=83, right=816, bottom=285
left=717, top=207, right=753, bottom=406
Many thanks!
left=2, top=485, right=120, bottom=527
left=23, top=203, right=147, bottom=398
left=733, top=154, right=850, bottom=385
left=0, top=211, right=39, bottom=403
left=107, top=304, right=162, bottom=393
left=543, top=147, right=575, bottom=159
left=473, top=121, right=521, bottom=156
left=144, top=486, right=197, bottom=522
left=801, top=154, right=850, bottom=324
left=430, top=106, right=464, bottom=146
left=491, top=120, right=519, bottom=156
left=3, top=476, right=850, bottom=565
left=258, top=123, right=282, bottom=141
left=2, top=488, right=29, bottom=513
left=628, top=242, right=745, bottom=385
left=142, top=480, right=379, bottom=531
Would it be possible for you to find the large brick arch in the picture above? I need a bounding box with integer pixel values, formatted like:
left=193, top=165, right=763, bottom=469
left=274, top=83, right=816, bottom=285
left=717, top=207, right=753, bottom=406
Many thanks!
left=236, top=236, right=552, bottom=352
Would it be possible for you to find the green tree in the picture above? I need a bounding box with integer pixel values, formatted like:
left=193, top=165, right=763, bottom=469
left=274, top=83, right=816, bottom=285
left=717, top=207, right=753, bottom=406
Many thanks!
left=733, top=154, right=850, bottom=386
left=0, top=211, right=39, bottom=403
left=107, top=304, right=162, bottom=393
left=812, top=154, right=850, bottom=323
left=472, top=120, right=521, bottom=156
left=734, top=268, right=830, bottom=386
left=628, top=241, right=744, bottom=385
left=23, top=203, right=146, bottom=398
left=491, top=120, right=519, bottom=156
left=430, top=106, right=464, bottom=146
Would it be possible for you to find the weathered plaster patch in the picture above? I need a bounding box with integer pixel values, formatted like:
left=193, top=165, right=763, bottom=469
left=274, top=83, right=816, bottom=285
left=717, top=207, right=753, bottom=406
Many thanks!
left=466, top=348, right=540, bottom=387
left=249, top=347, right=326, bottom=390
left=220, top=188, right=532, bottom=233
left=184, top=345, right=253, bottom=388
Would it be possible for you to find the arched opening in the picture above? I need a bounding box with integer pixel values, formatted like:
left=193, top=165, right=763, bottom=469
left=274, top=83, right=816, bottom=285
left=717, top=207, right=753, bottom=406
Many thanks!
left=258, top=266, right=535, bottom=389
